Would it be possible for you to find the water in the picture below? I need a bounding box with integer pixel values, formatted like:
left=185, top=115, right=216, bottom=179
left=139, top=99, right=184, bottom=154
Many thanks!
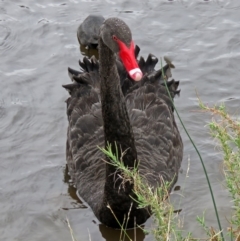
left=1, top=0, right=240, bottom=240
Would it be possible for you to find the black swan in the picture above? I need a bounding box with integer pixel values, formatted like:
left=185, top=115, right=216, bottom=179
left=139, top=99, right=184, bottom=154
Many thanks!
left=63, top=17, right=183, bottom=228
left=77, top=15, right=105, bottom=48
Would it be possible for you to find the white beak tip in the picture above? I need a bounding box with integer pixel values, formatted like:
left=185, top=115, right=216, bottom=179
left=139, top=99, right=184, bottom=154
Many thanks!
left=129, top=68, right=143, bottom=81
left=134, top=72, right=142, bottom=81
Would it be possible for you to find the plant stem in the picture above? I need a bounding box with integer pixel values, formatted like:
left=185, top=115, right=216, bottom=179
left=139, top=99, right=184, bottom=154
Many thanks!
left=160, top=59, right=224, bottom=241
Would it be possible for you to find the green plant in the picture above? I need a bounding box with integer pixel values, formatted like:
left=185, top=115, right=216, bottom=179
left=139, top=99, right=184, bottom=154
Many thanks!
left=196, top=212, right=222, bottom=240
left=99, top=143, right=189, bottom=241
left=198, top=99, right=240, bottom=239
left=160, top=59, right=223, bottom=240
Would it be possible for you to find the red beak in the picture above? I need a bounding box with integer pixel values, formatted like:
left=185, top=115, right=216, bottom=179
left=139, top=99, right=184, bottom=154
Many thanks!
left=117, top=40, right=142, bottom=81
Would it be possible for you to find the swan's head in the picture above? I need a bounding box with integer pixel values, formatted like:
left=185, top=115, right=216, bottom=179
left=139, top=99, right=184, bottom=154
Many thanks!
left=100, top=18, right=143, bottom=81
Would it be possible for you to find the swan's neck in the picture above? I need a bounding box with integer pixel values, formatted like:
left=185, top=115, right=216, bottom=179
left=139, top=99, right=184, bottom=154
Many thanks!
left=99, top=37, right=138, bottom=180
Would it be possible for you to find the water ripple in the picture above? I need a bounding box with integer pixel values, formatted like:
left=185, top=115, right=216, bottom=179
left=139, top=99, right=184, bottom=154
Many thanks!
left=216, top=0, right=240, bottom=9
left=0, top=24, right=15, bottom=53
left=0, top=68, right=36, bottom=76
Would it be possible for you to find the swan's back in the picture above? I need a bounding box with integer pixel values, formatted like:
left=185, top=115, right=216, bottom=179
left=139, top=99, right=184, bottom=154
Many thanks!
left=63, top=50, right=182, bottom=221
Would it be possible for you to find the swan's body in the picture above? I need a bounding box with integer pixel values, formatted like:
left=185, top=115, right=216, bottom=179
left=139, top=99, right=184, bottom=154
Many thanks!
left=77, top=15, right=105, bottom=48
left=63, top=18, right=183, bottom=228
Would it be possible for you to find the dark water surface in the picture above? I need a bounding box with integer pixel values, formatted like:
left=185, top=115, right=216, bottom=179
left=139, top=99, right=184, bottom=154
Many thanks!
left=1, top=0, right=240, bottom=240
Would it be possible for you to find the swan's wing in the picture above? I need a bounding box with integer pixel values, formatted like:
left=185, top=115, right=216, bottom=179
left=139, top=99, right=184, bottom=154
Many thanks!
left=126, top=71, right=183, bottom=190
left=63, top=59, right=106, bottom=195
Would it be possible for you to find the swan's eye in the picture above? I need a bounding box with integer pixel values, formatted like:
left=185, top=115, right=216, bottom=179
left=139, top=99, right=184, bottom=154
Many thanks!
left=112, top=35, right=118, bottom=41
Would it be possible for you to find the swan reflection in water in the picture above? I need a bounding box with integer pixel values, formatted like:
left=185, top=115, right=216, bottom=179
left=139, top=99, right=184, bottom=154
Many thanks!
left=79, top=44, right=99, bottom=60
left=99, top=223, right=146, bottom=241
left=63, top=165, right=146, bottom=241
